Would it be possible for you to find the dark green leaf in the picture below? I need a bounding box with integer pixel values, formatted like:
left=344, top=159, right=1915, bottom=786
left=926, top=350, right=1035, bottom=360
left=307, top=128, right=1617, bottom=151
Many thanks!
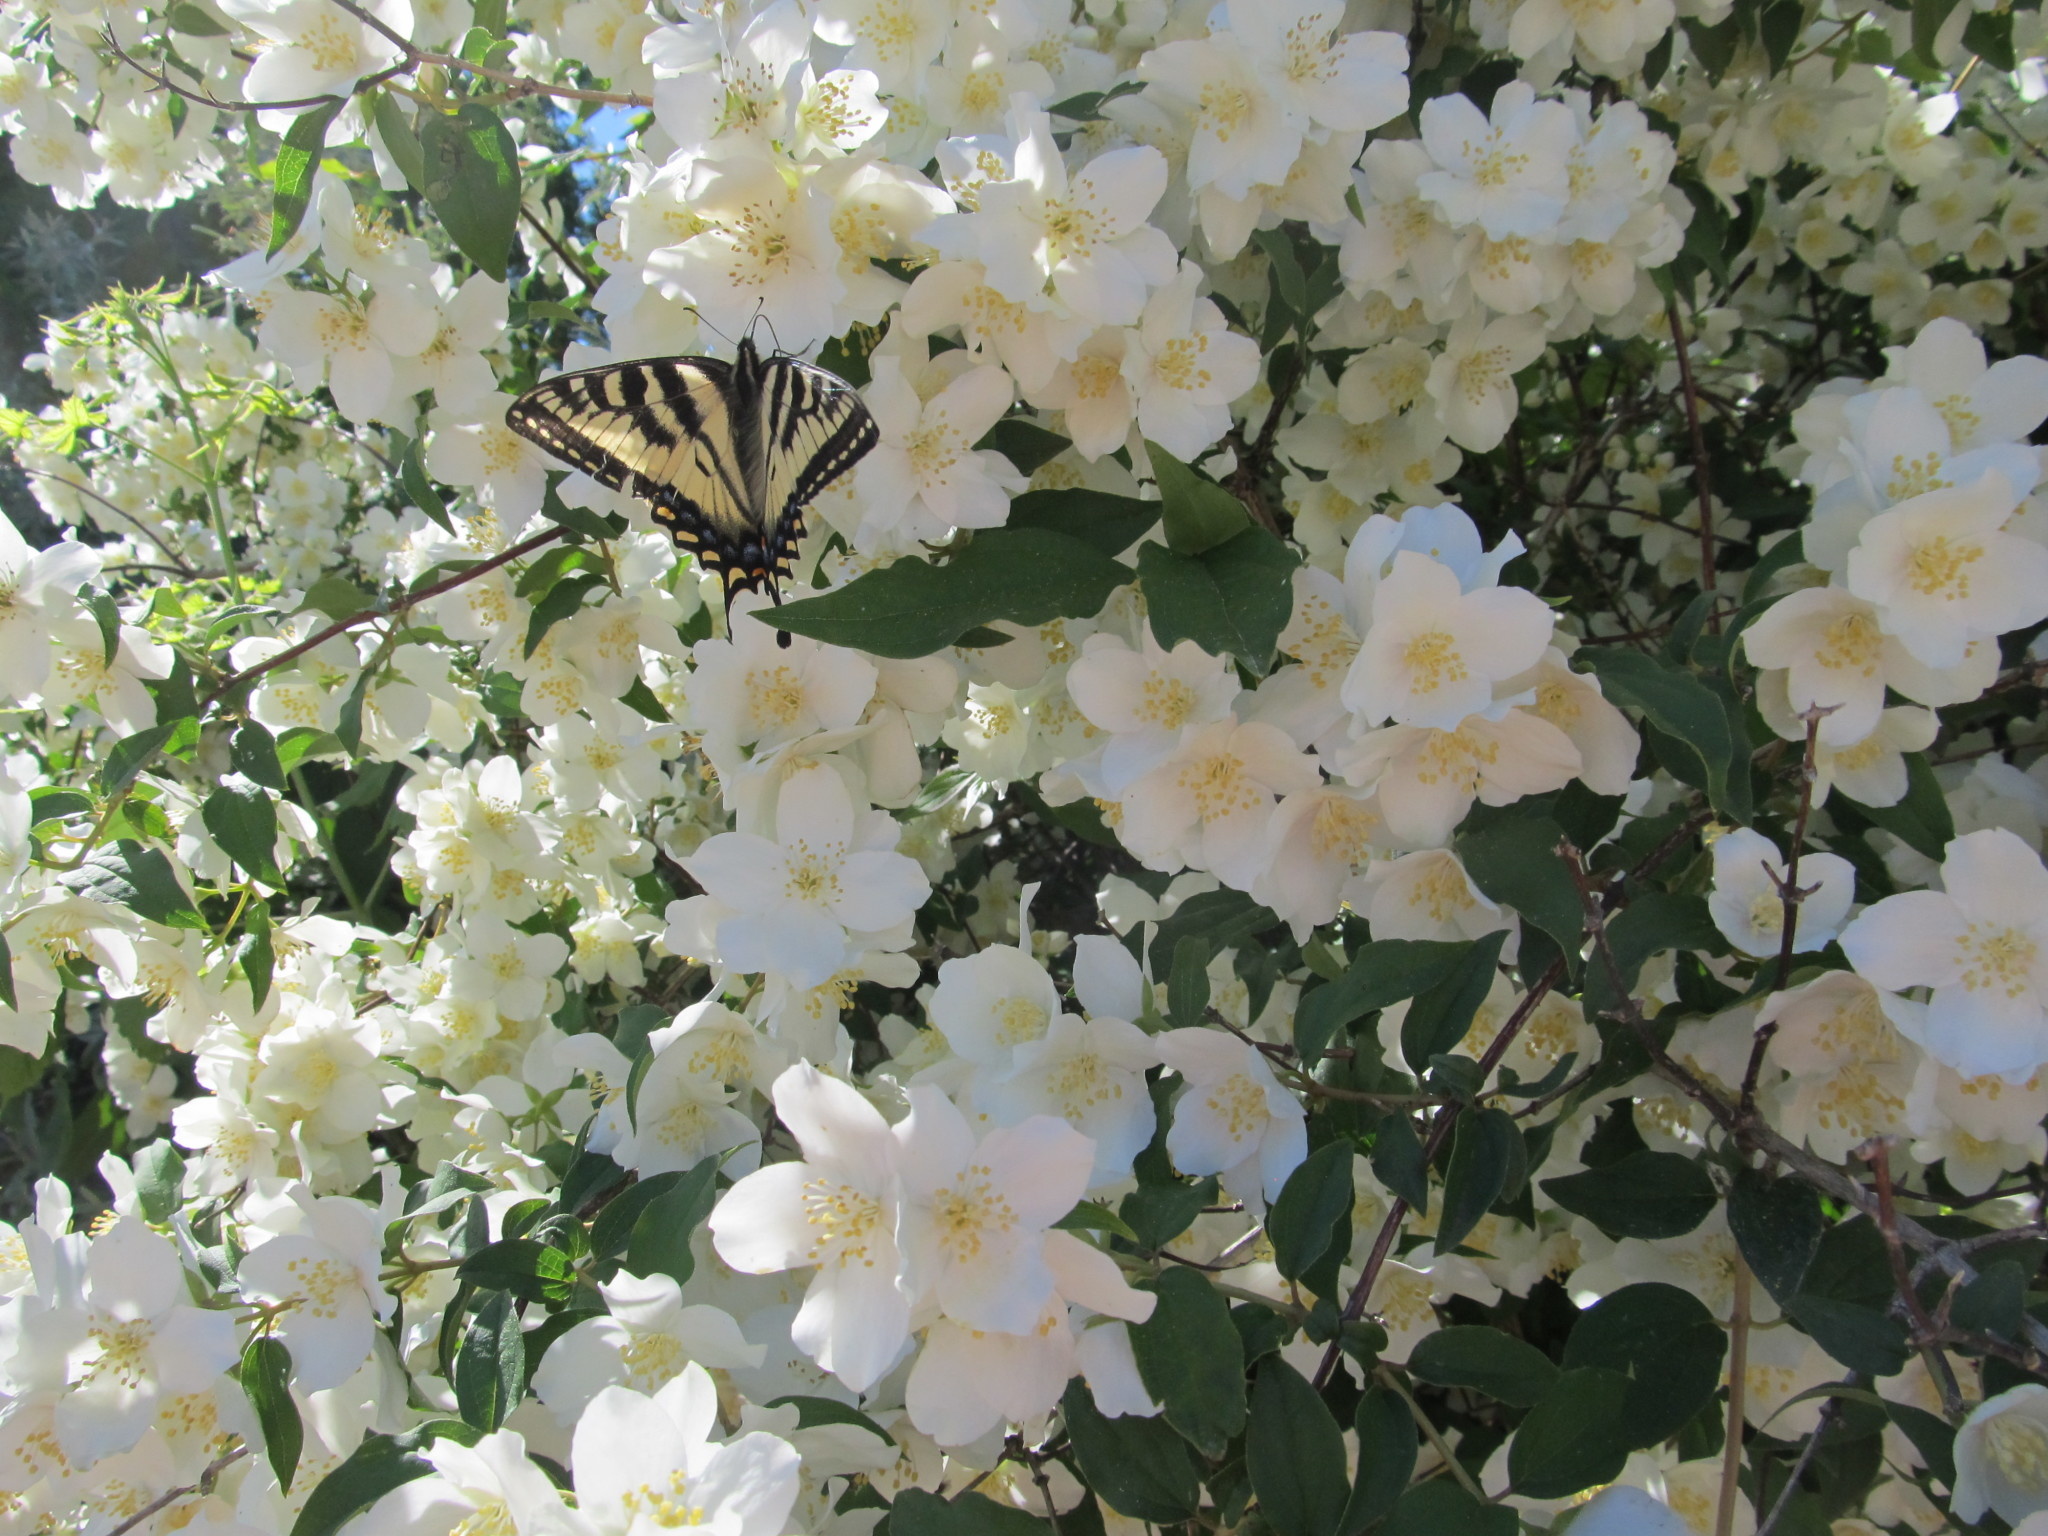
left=456, top=1238, right=576, bottom=1305
left=888, top=1488, right=1047, bottom=1536
left=333, top=667, right=373, bottom=755
left=1408, top=1326, right=1557, bottom=1406
left=764, top=1395, right=895, bottom=1445
left=1341, top=1388, right=1416, bottom=1535
left=1582, top=891, right=1725, bottom=1022
left=1963, top=8, right=2016, bottom=67
left=1129, top=1266, right=1247, bottom=1458
left=774, top=528, right=1128, bottom=657
left=242, top=904, right=276, bottom=1012
left=1885, top=1400, right=1956, bottom=1487
left=1060, top=1379, right=1200, bottom=1524
left=588, top=1169, right=684, bottom=1260
left=1845, top=752, right=1954, bottom=862
left=1053, top=1200, right=1141, bottom=1243
left=1148, top=889, right=1281, bottom=981
left=1912, top=0, right=1964, bottom=64
left=232, top=721, right=287, bottom=792
left=1509, top=1367, right=1634, bottom=1498
left=169, top=2, right=230, bottom=34
left=1579, top=648, right=1739, bottom=814
left=371, top=92, right=429, bottom=194
left=134, top=1139, right=185, bottom=1222
left=1759, top=0, right=1803, bottom=70
left=1269, top=1140, right=1355, bottom=1283
left=204, top=783, right=281, bottom=884
left=626, top=1155, right=720, bottom=1284
left=241, top=1336, right=304, bottom=1491
left=454, top=1292, right=525, bottom=1431
left=1561, top=1282, right=1726, bottom=1448
left=289, top=1428, right=449, bottom=1536
left=1438, top=1107, right=1516, bottom=1254
left=1380, top=1480, right=1517, bottom=1536
left=1401, top=931, right=1509, bottom=1072
left=1455, top=813, right=1584, bottom=963
left=1953, top=1260, right=2027, bottom=1339
left=1294, top=939, right=1475, bottom=1061
left=1783, top=1294, right=1910, bottom=1377
left=1148, top=439, right=1250, bottom=554
left=1006, top=487, right=1158, bottom=556
left=97, top=720, right=186, bottom=797
left=0, top=932, right=15, bottom=1013
left=270, top=102, right=343, bottom=258
left=1371, top=1112, right=1428, bottom=1214
left=976, top=419, right=1070, bottom=476
left=1248, top=1358, right=1349, bottom=1536
left=60, top=841, right=204, bottom=929
left=1167, top=933, right=1213, bottom=1029
left=1139, top=527, right=1299, bottom=672
left=400, top=438, right=456, bottom=535
left=1540, top=1151, right=1716, bottom=1240
left=1727, top=1168, right=1823, bottom=1309
left=524, top=572, right=606, bottom=658
left=416, top=104, right=521, bottom=280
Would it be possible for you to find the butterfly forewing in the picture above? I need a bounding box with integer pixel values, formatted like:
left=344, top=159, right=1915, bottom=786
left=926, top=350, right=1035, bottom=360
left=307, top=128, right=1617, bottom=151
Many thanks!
left=506, top=347, right=879, bottom=608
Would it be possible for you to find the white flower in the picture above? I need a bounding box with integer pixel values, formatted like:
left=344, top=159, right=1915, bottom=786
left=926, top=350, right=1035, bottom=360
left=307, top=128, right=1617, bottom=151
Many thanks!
left=1124, top=266, right=1262, bottom=459
left=1840, top=828, right=2048, bottom=1079
left=1157, top=1028, right=1306, bottom=1210
left=236, top=1188, right=394, bottom=1391
left=681, top=763, right=931, bottom=989
left=571, top=1365, right=802, bottom=1536
left=1342, top=551, right=1556, bottom=730
left=0, top=518, right=99, bottom=703
left=215, top=0, right=413, bottom=121
left=1417, top=84, right=1579, bottom=240
left=532, top=1271, right=761, bottom=1425
left=1113, top=719, right=1322, bottom=889
left=426, top=394, right=555, bottom=517
left=350, top=1428, right=583, bottom=1536
left=709, top=1063, right=912, bottom=1391
left=853, top=352, right=1022, bottom=547
left=1706, top=828, right=1856, bottom=959
left=1954, top=1385, right=2048, bottom=1527
left=1426, top=312, right=1547, bottom=453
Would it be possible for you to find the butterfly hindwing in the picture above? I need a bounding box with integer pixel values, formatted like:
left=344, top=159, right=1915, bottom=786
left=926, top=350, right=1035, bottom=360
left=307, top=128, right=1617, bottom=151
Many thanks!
left=504, top=341, right=878, bottom=609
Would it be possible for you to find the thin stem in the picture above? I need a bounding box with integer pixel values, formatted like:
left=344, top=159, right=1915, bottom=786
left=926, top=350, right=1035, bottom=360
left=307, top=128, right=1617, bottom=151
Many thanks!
left=1378, top=1365, right=1490, bottom=1505
left=1716, top=1256, right=1750, bottom=1536
left=103, top=28, right=408, bottom=110
left=322, top=0, right=652, bottom=105
left=105, top=1444, right=252, bottom=1536
left=1868, top=1141, right=1967, bottom=1422
left=1666, top=293, right=1720, bottom=627
left=1754, top=1397, right=1840, bottom=1536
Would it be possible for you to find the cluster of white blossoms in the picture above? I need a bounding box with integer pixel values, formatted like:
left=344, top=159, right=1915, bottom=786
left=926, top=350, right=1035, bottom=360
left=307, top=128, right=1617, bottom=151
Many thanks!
left=10, top=0, right=2048, bottom=1530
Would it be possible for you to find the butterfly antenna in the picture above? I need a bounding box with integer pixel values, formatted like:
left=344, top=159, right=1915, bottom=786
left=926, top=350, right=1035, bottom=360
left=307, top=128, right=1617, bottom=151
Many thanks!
left=694, top=306, right=736, bottom=353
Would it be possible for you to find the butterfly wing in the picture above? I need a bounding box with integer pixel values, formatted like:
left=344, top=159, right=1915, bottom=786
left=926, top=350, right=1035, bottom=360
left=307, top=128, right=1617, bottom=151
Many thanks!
left=758, top=354, right=881, bottom=579
left=504, top=357, right=775, bottom=597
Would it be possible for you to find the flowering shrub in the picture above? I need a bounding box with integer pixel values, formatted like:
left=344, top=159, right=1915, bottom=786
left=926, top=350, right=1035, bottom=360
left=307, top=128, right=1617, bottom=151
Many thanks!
left=8, top=0, right=2048, bottom=1530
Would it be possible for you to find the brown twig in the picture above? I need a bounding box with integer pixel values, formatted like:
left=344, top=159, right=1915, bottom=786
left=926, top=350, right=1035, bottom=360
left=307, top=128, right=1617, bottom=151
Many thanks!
left=1666, top=293, right=1720, bottom=628
left=1741, top=705, right=1834, bottom=1112
left=322, top=0, right=651, bottom=106
left=202, top=526, right=566, bottom=711
left=105, top=1444, right=252, bottom=1536
left=1755, top=1395, right=1842, bottom=1536
left=1867, top=1140, right=1968, bottom=1421
left=520, top=206, right=604, bottom=293
left=1717, top=1256, right=1751, bottom=1536
left=103, top=28, right=407, bottom=111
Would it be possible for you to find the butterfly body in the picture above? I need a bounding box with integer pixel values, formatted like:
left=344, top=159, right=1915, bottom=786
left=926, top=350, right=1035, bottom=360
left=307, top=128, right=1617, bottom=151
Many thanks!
left=505, top=337, right=878, bottom=635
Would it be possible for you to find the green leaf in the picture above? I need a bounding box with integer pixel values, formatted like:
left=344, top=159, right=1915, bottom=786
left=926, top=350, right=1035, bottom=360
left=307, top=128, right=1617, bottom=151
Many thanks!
left=1783, top=1294, right=1910, bottom=1378
left=1148, top=439, right=1250, bottom=554
left=416, top=104, right=521, bottom=281
left=98, top=719, right=191, bottom=797
left=1912, top=0, right=1964, bottom=65
left=1582, top=891, right=1725, bottom=1023
left=0, top=932, right=16, bottom=1014
left=1886, top=1400, right=1956, bottom=1487
left=1294, top=939, right=1475, bottom=1061
left=1148, top=889, right=1281, bottom=981
left=232, top=721, right=287, bottom=792
left=168, top=2, right=231, bottom=34
left=1370, top=1111, right=1428, bottom=1214
left=1962, top=8, right=2016, bottom=68
left=1561, top=1282, right=1726, bottom=1449
left=270, top=102, right=343, bottom=258
left=204, top=783, right=281, bottom=884
left=454, top=1292, right=525, bottom=1432
left=242, top=904, right=276, bottom=1012
left=1437, top=1107, right=1517, bottom=1254
left=1166, top=932, right=1213, bottom=1029
left=764, top=1395, right=896, bottom=1445
left=60, top=841, right=205, bottom=929
left=1455, top=812, right=1585, bottom=965
left=525, top=572, right=606, bottom=658
left=1845, top=752, right=1954, bottom=862
left=1401, top=931, right=1509, bottom=1072
left=1409, top=1326, right=1558, bottom=1407
left=976, top=419, right=1070, bottom=475
left=1129, top=1266, right=1247, bottom=1459
left=1006, top=487, right=1158, bottom=556
left=333, top=667, right=373, bottom=756
left=1380, top=1480, right=1517, bottom=1536
left=1540, top=1151, right=1716, bottom=1240
left=588, top=1169, right=685, bottom=1260
left=888, top=1489, right=1047, bottom=1536
left=134, top=1139, right=185, bottom=1222
left=625, top=1155, right=720, bottom=1284
left=290, top=1427, right=456, bottom=1536
left=241, top=1336, right=304, bottom=1492
left=1341, top=1389, right=1416, bottom=1536
left=1727, top=1167, right=1823, bottom=1309
left=1759, top=0, right=1803, bottom=71
left=1248, top=1358, right=1349, bottom=1536
left=371, top=92, right=429, bottom=193
left=400, top=437, right=456, bottom=535
left=1578, top=648, right=1740, bottom=814
left=298, top=577, right=376, bottom=621
left=1053, top=1200, right=1141, bottom=1244
left=456, top=1238, right=576, bottom=1305
left=1268, top=1140, right=1355, bottom=1284
left=1509, top=1367, right=1634, bottom=1499
left=773, top=528, right=1128, bottom=657
left=1060, top=1379, right=1200, bottom=1524
left=1953, top=1259, right=2027, bottom=1339
left=1139, top=526, right=1299, bottom=672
